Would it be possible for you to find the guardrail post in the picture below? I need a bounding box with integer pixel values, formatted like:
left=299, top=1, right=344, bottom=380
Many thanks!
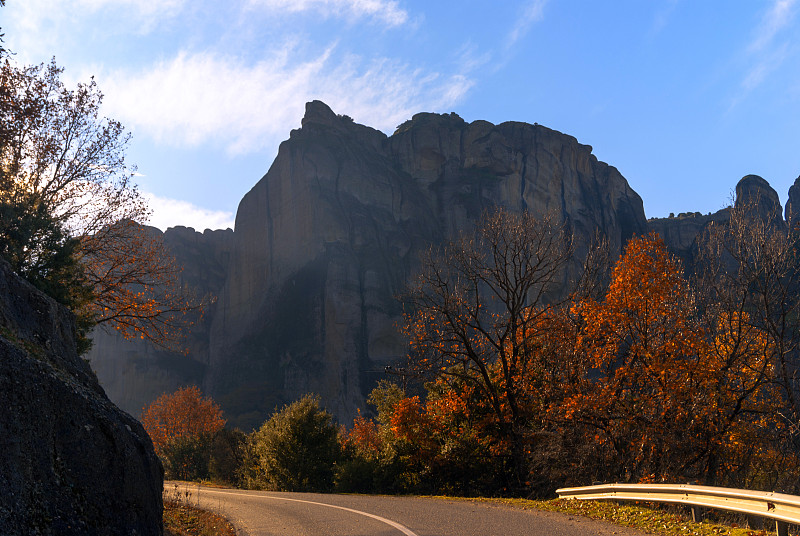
left=690, top=505, right=702, bottom=523
left=775, top=519, right=788, bottom=536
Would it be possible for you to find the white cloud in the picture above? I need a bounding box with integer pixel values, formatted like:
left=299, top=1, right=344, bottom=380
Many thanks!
left=749, top=0, right=797, bottom=53
left=98, top=47, right=473, bottom=155
left=741, top=0, right=798, bottom=91
left=142, top=192, right=235, bottom=232
left=742, top=42, right=790, bottom=91
left=649, top=0, right=680, bottom=39
left=247, top=0, right=409, bottom=27
left=5, top=0, right=186, bottom=29
left=506, top=0, right=548, bottom=49
left=727, top=0, right=799, bottom=110
left=4, top=0, right=188, bottom=63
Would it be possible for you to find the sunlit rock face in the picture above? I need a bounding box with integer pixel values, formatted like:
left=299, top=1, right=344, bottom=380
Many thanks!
left=0, top=260, right=163, bottom=536
left=89, top=101, right=647, bottom=429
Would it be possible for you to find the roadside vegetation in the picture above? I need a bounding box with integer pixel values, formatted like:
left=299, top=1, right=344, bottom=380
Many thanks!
left=475, top=497, right=794, bottom=536
left=163, top=501, right=236, bottom=536
left=162, top=482, right=236, bottom=536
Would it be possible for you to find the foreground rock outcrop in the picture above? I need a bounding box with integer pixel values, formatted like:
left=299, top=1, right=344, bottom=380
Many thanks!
left=90, top=101, right=648, bottom=429
left=0, top=260, right=163, bottom=535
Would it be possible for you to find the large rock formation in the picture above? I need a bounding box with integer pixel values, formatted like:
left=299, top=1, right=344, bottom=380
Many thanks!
left=89, top=101, right=647, bottom=429
left=648, top=175, right=786, bottom=268
left=0, top=260, right=163, bottom=535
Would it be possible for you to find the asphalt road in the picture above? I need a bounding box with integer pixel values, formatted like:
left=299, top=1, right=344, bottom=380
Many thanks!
left=165, top=482, right=651, bottom=536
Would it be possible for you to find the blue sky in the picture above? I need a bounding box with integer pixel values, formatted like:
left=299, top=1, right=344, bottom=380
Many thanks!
left=3, top=0, right=799, bottom=231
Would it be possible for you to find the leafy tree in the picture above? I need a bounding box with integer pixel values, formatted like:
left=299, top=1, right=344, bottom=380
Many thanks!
left=697, top=198, right=800, bottom=490
left=336, top=409, right=387, bottom=493
left=391, top=378, right=509, bottom=495
left=208, top=428, right=247, bottom=486
left=242, top=395, right=341, bottom=492
left=140, top=386, right=226, bottom=480
left=402, top=208, right=575, bottom=490
left=565, top=232, right=710, bottom=481
left=80, top=220, right=204, bottom=350
left=0, top=58, right=201, bottom=351
left=335, top=381, right=412, bottom=493
left=563, top=232, right=788, bottom=487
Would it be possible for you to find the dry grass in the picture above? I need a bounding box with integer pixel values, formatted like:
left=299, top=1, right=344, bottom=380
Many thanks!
left=163, top=500, right=237, bottom=536
left=464, top=497, right=799, bottom=536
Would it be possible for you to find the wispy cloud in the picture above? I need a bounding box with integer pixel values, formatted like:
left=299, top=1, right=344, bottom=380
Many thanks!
left=142, top=192, right=235, bottom=232
left=505, top=0, right=548, bottom=49
left=246, top=0, right=409, bottom=27
left=98, top=47, right=472, bottom=155
left=748, top=0, right=797, bottom=53
left=4, top=0, right=188, bottom=62
left=736, top=0, right=798, bottom=98
left=454, top=42, right=493, bottom=75
left=648, top=0, right=680, bottom=40
left=742, top=42, right=790, bottom=91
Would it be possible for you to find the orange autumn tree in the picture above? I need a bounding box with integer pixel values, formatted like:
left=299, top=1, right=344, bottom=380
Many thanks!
left=141, top=386, right=225, bottom=479
left=698, top=311, right=788, bottom=488
left=340, top=410, right=382, bottom=459
left=697, top=199, right=800, bottom=491
left=564, top=232, right=784, bottom=485
left=79, top=220, right=204, bottom=351
left=566, top=232, right=712, bottom=482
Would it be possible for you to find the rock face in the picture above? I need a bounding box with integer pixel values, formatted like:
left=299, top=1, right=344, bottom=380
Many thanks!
left=647, top=210, right=730, bottom=267
left=89, top=101, right=647, bottom=429
left=648, top=175, right=785, bottom=268
left=89, top=226, right=233, bottom=418
left=785, top=175, right=800, bottom=226
left=736, top=174, right=783, bottom=226
left=0, top=260, right=163, bottom=535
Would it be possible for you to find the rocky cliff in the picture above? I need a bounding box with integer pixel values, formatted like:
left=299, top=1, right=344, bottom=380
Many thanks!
left=0, top=259, right=163, bottom=535
left=89, top=101, right=647, bottom=429
left=648, top=174, right=787, bottom=268
left=785, top=175, right=800, bottom=225
left=89, top=225, right=233, bottom=419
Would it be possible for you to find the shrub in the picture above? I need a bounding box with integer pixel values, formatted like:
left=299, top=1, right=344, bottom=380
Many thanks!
left=242, top=395, right=341, bottom=492
left=209, top=428, right=246, bottom=486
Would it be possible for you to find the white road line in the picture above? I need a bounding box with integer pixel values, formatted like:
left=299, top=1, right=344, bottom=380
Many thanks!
left=199, top=488, right=420, bottom=536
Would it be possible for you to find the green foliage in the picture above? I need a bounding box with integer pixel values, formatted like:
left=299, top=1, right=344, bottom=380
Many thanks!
left=241, top=395, right=341, bottom=492
left=208, top=428, right=246, bottom=486
left=0, top=190, right=95, bottom=352
left=162, top=436, right=211, bottom=481
left=157, top=428, right=246, bottom=484
left=367, top=380, right=405, bottom=428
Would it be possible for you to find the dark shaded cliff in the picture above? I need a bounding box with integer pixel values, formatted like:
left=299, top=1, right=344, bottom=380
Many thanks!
left=90, top=101, right=647, bottom=429
left=89, top=226, right=233, bottom=419
left=0, top=259, right=163, bottom=535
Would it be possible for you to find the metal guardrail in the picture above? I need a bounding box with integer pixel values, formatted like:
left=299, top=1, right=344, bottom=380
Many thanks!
left=556, top=483, right=800, bottom=536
